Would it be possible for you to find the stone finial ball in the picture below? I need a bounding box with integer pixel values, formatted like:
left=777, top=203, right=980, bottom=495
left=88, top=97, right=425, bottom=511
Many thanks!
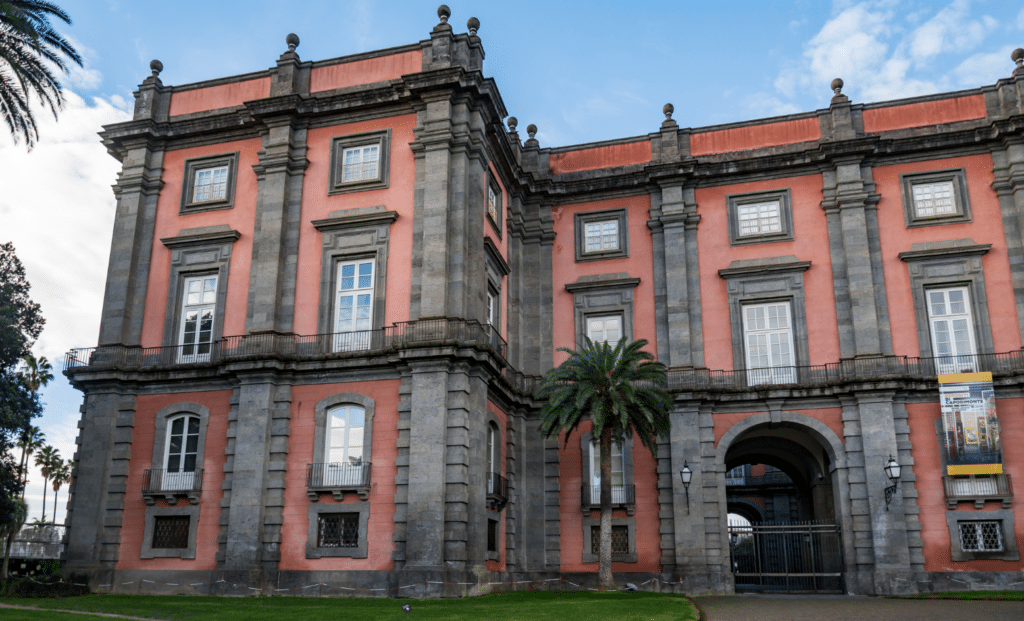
left=286, top=33, right=300, bottom=50
left=150, top=59, right=163, bottom=76
left=831, top=78, right=844, bottom=93
left=1012, top=48, right=1024, bottom=63
left=438, top=5, right=451, bottom=21
left=663, top=103, right=674, bottom=118
left=526, top=124, right=537, bottom=137
left=507, top=116, right=518, bottom=130
left=467, top=17, right=480, bottom=33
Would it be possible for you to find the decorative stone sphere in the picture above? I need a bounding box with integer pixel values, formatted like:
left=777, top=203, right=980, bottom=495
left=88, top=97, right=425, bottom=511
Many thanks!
left=1013, top=48, right=1024, bottom=64
left=467, top=17, right=480, bottom=34
left=526, top=124, right=537, bottom=138
left=831, top=78, right=844, bottom=93
left=438, top=5, right=451, bottom=22
left=150, top=59, right=163, bottom=76
left=507, top=116, right=518, bottom=131
left=286, top=33, right=300, bottom=50
left=663, top=103, right=674, bottom=118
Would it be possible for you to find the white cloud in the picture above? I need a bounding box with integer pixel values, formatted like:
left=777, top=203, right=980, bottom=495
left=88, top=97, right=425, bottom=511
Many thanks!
left=952, top=45, right=1019, bottom=87
left=1018, top=7, right=1024, bottom=30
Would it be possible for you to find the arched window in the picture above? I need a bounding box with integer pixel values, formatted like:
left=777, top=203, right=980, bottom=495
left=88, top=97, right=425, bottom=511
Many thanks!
left=163, top=415, right=199, bottom=490
left=324, top=405, right=365, bottom=486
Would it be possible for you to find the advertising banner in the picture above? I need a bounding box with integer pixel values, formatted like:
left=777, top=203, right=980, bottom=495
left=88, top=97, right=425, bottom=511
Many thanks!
left=939, top=372, right=1002, bottom=475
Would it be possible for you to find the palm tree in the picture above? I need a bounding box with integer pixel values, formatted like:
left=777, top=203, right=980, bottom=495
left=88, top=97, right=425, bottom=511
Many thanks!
left=49, top=458, right=69, bottom=523
left=33, top=444, right=59, bottom=521
left=537, top=337, right=673, bottom=591
left=15, top=425, right=44, bottom=500
left=1, top=498, right=28, bottom=580
left=18, top=354, right=53, bottom=396
left=0, top=1, right=83, bottom=149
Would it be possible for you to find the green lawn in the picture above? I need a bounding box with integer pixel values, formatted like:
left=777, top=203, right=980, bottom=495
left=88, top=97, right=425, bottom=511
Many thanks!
left=894, top=590, right=1024, bottom=601
left=0, top=591, right=700, bottom=621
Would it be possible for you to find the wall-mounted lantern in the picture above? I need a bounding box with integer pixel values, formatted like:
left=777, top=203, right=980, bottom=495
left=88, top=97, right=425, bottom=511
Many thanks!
left=680, top=461, right=692, bottom=514
left=884, top=455, right=901, bottom=510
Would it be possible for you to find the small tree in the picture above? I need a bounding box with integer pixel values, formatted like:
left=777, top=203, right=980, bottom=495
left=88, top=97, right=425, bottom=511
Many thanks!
left=537, top=337, right=673, bottom=591
left=15, top=425, right=43, bottom=499
left=1, top=498, right=27, bottom=580
left=49, top=458, right=68, bottom=523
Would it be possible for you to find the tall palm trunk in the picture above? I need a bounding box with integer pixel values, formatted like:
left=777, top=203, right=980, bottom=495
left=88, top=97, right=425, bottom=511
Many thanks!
left=52, top=488, right=58, bottom=524
left=40, top=476, right=48, bottom=522
left=2, top=533, right=14, bottom=580
left=598, top=428, right=615, bottom=591
left=17, top=447, right=28, bottom=499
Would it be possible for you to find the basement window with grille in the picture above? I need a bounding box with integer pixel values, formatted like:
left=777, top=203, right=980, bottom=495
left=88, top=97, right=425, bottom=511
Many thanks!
left=589, top=525, right=629, bottom=555
left=958, top=521, right=1004, bottom=552
left=306, top=501, right=369, bottom=558
left=152, top=516, right=190, bottom=549
left=317, top=513, right=359, bottom=548
left=581, top=517, right=636, bottom=563
left=946, top=510, right=1019, bottom=561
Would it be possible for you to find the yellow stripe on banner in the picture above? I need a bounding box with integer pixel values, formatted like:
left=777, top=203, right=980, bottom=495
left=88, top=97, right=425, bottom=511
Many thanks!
left=947, top=464, right=1003, bottom=475
left=938, top=372, right=992, bottom=383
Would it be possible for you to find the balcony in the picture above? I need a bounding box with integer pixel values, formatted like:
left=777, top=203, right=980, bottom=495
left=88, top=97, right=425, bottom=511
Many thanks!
left=142, top=468, right=203, bottom=505
left=487, top=472, right=509, bottom=510
left=581, top=484, right=635, bottom=516
left=307, top=462, right=371, bottom=501
left=943, top=473, right=1013, bottom=510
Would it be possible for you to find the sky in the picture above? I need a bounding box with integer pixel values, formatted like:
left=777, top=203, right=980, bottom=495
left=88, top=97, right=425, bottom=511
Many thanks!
left=1, top=0, right=1023, bottom=525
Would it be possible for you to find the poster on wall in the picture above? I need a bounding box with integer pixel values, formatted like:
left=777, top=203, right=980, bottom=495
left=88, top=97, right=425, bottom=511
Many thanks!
left=939, top=372, right=1002, bottom=475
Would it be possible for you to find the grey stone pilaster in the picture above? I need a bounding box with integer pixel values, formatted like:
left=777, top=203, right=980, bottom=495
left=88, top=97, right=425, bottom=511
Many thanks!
left=269, top=45, right=310, bottom=98
left=516, top=415, right=549, bottom=571
left=503, top=407, right=522, bottom=570
left=391, top=371, right=413, bottom=568
left=505, top=199, right=524, bottom=371
left=260, top=384, right=292, bottom=567
left=543, top=435, right=561, bottom=569
left=651, top=184, right=702, bottom=367
left=991, top=137, right=1024, bottom=344
left=506, top=199, right=554, bottom=376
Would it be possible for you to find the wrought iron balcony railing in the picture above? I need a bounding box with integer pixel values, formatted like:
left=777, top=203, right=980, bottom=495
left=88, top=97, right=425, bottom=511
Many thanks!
left=943, top=473, right=1013, bottom=510
left=142, top=468, right=203, bottom=505
left=486, top=472, right=509, bottom=510
left=581, top=483, right=636, bottom=516
left=306, top=462, right=372, bottom=501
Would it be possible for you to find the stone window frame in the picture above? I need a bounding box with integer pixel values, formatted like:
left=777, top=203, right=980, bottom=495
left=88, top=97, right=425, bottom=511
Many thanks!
left=726, top=188, right=794, bottom=246
left=180, top=152, right=239, bottom=214
left=580, top=429, right=634, bottom=517
left=306, top=500, right=370, bottom=559
left=312, top=208, right=397, bottom=338
left=486, top=172, right=503, bottom=239
left=565, top=273, right=640, bottom=349
left=900, top=168, right=972, bottom=228
left=483, top=237, right=509, bottom=333
left=487, top=518, right=499, bottom=557
left=145, top=402, right=211, bottom=507
left=160, top=227, right=240, bottom=352
left=574, top=208, right=629, bottom=262
left=581, top=516, right=637, bottom=563
left=328, top=130, right=391, bottom=195
left=141, top=504, right=200, bottom=559
left=718, top=257, right=812, bottom=378
left=898, top=240, right=994, bottom=359
left=945, top=509, right=1019, bottom=562
left=311, top=393, right=376, bottom=501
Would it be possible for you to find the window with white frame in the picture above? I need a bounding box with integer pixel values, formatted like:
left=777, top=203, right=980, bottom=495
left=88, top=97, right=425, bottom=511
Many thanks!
left=323, top=405, right=365, bottom=486
left=927, top=286, right=977, bottom=373
left=912, top=181, right=956, bottom=218
left=486, top=290, right=495, bottom=327
left=486, top=422, right=500, bottom=494
left=486, top=180, right=502, bottom=233
left=192, top=165, right=229, bottom=203
left=341, top=144, right=380, bottom=184
left=179, top=275, right=217, bottom=362
left=588, top=441, right=626, bottom=504
left=163, top=415, right=199, bottom=491
left=586, top=315, right=622, bottom=346
left=334, top=260, right=374, bottom=351
left=958, top=520, right=1004, bottom=552
left=743, top=302, right=795, bottom=385
left=585, top=220, right=619, bottom=253
left=328, top=130, right=390, bottom=194
left=900, top=170, right=971, bottom=227
left=737, top=200, right=782, bottom=237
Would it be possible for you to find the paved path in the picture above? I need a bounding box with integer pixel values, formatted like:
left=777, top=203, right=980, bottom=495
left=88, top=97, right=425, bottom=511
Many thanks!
left=694, top=594, right=1024, bottom=621
left=0, top=603, right=152, bottom=620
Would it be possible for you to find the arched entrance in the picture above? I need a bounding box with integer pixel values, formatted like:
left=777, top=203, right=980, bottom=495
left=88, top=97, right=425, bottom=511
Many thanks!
left=719, top=416, right=848, bottom=593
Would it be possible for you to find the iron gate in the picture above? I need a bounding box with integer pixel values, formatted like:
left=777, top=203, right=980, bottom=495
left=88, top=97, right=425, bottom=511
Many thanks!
left=728, top=520, right=843, bottom=593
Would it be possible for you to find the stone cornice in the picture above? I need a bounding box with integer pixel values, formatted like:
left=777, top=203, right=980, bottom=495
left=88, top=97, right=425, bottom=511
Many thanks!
left=897, top=239, right=992, bottom=262
left=564, top=273, right=641, bottom=294
left=311, top=206, right=399, bottom=232
left=161, top=225, right=241, bottom=249
left=718, top=256, right=811, bottom=279
left=483, top=237, right=511, bottom=276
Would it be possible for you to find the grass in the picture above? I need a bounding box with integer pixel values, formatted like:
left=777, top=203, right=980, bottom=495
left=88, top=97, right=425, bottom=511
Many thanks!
left=0, top=590, right=700, bottom=621
left=893, top=590, right=1024, bottom=601
left=0, top=610, right=120, bottom=621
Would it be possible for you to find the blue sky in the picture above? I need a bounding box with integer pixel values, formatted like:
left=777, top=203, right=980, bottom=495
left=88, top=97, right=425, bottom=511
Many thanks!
left=2, top=0, right=1023, bottom=523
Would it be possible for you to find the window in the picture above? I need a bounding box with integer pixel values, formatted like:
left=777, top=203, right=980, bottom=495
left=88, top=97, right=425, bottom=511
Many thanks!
left=586, top=315, right=623, bottom=346
left=317, top=513, right=359, bottom=548
left=323, top=405, right=365, bottom=486
left=591, top=525, right=629, bottom=554
left=152, top=516, right=190, bottom=549
left=927, top=286, right=977, bottom=373
left=178, top=275, right=217, bottom=363
left=486, top=290, right=496, bottom=327
left=574, top=209, right=628, bottom=261
left=162, top=415, right=199, bottom=491
left=743, top=302, right=795, bottom=385
left=486, top=175, right=502, bottom=236
left=581, top=517, right=637, bottom=563
left=588, top=440, right=626, bottom=504
left=333, top=259, right=374, bottom=351
left=180, top=153, right=238, bottom=213
left=487, top=519, right=498, bottom=553
left=901, top=169, right=972, bottom=227
left=329, top=130, right=390, bottom=194
left=958, top=521, right=1004, bottom=552
left=487, top=422, right=499, bottom=476
left=945, top=509, right=1019, bottom=561
left=727, top=189, right=794, bottom=245
left=310, top=393, right=375, bottom=502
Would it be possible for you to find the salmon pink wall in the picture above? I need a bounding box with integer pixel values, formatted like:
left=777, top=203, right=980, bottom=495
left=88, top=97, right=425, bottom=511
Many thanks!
left=485, top=399, right=507, bottom=572
left=551, top=195, right=656, bottom=364
left=907, top=399, right=1023, bottom=572
left=713, top=408, right=845, bottom=447
left=487, top=161, right=508, bottom=341
left=116, top=391, right=230, bottom=570
left=691, top=118, right=820, bottom=156
left=862, top=95, right=986, bottom=133
left=310, top=50, right=422, bottom=92
left=141, top=138, right=261, bottom=347
left=293, top=115, right=417, bottom=335
left=873, top=154, right=1021, bottom=357
left=557, top=423, right=662, bottom=573
left=279, top=380, right=400, bottom=571
left=697, top=174, right=840, bottom=371
left=549, top=141, right=651, bottom=175
left=169, top=78, right=271, bottom=117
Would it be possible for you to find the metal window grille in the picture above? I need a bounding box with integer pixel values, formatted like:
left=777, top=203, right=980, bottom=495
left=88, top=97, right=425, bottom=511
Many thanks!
left=590, top=525, right=629, bottom=555
left=152, top=516, right=190, bottom=549
left=317, top=513, right=359, bottom=548
left=912, top=181, right=955, bottom=217
left=958, top=520, right=1004, bottom=552
left=487, top=519, right=498, bottom=552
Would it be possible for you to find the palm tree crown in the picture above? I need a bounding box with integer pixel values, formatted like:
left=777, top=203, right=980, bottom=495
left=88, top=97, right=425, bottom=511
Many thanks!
left=33, top=444, right=59, bottom=520
left=0, top=0, right=82, bottom=148
left=17, top=353, right=53, bottom=395
left=537, top=337, right=673, bottom=590
left=16, top=424, right=44, bottom=499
